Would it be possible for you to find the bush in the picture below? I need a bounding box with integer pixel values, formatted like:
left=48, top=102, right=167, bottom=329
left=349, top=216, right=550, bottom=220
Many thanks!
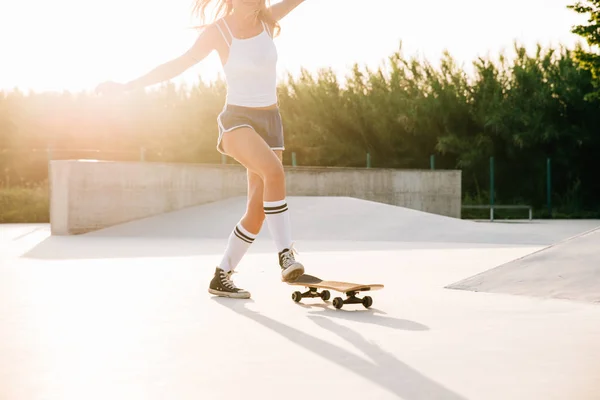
left=0, top=182, right=49, bottom=223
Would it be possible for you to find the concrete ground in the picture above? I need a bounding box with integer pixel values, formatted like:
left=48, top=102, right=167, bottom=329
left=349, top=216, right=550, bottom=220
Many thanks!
left=1, top=197, right=599, bottom=400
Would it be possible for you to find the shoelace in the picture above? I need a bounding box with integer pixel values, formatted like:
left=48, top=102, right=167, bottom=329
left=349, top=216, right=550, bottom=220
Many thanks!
left=281, top=244, right=299, bottom=268
left=220, top=271, right=238, bottom=289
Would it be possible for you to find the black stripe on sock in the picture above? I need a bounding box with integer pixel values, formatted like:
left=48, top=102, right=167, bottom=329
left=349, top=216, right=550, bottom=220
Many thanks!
left=265, top=207, right=288, bottom=215
left=264, top=203, right=287, bottom=212
left=235, top=226, right=254, bottom=243
left=234, top=230, right=253, bottom=243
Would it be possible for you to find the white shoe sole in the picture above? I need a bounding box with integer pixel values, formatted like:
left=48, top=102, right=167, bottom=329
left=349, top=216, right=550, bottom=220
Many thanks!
left=281, top=264, right=305, bottom=282
left=208, top=288, right=251, bottom=299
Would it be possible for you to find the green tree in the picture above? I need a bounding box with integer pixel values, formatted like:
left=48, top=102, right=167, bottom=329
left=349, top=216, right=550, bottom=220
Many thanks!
left=1, top=41, right=599, bottom=217
left=568, top=0, right=600, bottom=98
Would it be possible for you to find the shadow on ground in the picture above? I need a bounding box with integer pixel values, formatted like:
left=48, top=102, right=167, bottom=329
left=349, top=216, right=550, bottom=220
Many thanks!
left=212, top=297, right=466, bottom=400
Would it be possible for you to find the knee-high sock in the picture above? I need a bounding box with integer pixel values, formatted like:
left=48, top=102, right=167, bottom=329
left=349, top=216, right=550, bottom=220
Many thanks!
left=263, top=199, right=293, bottom=253
left=218, top=222, right=257, bottom=272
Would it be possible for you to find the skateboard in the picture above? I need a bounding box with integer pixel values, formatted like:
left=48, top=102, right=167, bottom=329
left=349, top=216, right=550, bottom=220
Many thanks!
left=287, top=274, right=384, bottom=309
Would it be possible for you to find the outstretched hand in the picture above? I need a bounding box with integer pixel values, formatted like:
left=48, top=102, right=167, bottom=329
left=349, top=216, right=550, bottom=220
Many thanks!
left=95, top=81, right=127, bottom=95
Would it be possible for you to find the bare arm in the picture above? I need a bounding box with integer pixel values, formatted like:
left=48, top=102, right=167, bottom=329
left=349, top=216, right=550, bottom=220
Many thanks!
left=268, top=0, right=306, bottom=22
left=121, top=25, right=219, bottom=91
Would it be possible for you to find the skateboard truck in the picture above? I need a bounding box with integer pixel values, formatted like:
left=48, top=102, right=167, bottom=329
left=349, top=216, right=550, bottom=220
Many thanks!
left=292, top=287, right=331, bottom=302
left=291, top=287, right=373, bottom=309
left=333, top=290, right=373, bottom=309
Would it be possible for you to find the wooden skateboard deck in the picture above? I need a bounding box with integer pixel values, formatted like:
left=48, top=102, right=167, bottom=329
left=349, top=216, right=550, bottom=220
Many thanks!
left=287, top=274, right=384, bottom=309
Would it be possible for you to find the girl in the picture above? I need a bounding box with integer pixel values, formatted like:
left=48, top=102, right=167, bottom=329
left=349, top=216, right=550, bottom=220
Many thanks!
left=96, top=0, right=307, bottom=299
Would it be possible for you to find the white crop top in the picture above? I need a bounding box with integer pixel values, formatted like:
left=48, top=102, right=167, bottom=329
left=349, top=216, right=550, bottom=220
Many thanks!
left=215, top=18, right=278, bottom=107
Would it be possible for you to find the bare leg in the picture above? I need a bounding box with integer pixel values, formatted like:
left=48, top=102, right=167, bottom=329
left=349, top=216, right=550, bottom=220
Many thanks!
left=221, top=128, right=304, bottom=281
left=221, top=127, right=286, bottom=201
left=239, top=150, right=282, bottom=235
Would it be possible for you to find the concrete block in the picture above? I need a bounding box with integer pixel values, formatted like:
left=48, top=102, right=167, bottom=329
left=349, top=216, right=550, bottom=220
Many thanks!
left=49, top=161, right=462, bottom=235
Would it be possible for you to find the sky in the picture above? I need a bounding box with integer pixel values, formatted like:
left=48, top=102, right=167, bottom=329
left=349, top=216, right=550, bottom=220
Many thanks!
left=0, top=0, right=590, bottom=93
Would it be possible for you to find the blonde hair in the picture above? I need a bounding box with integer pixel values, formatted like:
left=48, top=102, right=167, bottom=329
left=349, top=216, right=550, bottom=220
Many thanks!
left=192, top=0, right=280, bottom=37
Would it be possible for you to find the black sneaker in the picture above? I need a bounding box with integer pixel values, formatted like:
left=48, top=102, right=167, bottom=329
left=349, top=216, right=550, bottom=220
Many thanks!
left=208, top=267, right=251, bottom=299
left=279, top=245, right=304, bottom=282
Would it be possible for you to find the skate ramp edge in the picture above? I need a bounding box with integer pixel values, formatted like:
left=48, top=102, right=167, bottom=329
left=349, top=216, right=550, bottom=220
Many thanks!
left=48, top=160, right=461, bottom=235
left=445, top=227, right=600, bottom=304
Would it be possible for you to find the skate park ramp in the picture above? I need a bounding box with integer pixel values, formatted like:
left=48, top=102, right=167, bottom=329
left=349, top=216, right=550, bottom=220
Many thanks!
left=23, top=196, right=600, bottom=260
left=446, top=227, right=600, bottom=304
left=81, top=196, right=592, bottom=245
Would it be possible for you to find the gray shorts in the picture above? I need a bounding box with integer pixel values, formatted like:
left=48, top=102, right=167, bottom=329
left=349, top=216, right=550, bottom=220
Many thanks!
left=216, top=104, right=285, bottom=155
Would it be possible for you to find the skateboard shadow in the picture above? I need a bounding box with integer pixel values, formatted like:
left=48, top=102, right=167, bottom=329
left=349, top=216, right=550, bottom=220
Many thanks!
left=295, top=303, right=428, bottom=331
left=212, top=298, right=466, bottom=400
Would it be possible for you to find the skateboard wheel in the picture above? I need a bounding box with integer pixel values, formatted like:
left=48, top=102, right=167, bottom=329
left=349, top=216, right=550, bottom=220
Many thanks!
left=320, top=290, right=330, bottom=301
left=292, top=291, right=303, bottom=302
left=333, top=297, right=344, bottom=309
left=362, top=296, right=373, bottom=308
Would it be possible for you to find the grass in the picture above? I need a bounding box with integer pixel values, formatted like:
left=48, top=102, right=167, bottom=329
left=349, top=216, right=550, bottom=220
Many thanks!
left=0, top=182, right=49, bottom=223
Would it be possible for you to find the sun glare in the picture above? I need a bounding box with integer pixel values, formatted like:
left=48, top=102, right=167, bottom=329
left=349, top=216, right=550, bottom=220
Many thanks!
left=0, top=0, right=586, bottom=93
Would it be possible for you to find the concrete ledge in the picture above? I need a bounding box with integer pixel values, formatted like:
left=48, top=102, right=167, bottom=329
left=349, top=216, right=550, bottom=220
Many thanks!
left=49, top=160, right=462, bottom=235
